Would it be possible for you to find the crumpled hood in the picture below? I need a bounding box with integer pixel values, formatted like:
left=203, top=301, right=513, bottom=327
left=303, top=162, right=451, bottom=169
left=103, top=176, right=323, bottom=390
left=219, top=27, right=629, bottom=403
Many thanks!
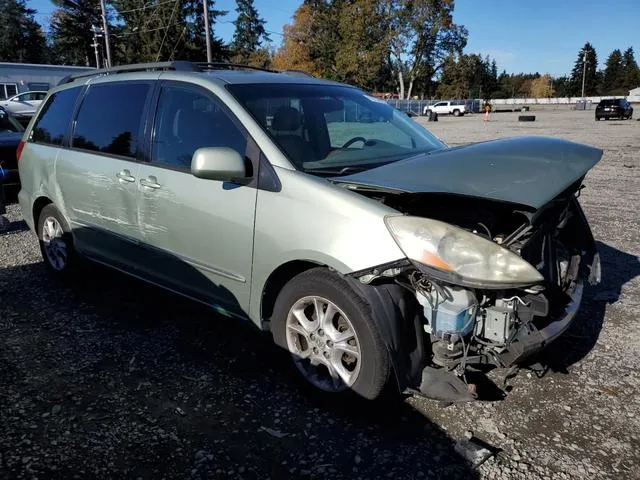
left=335, top=136, right=603, bottom=209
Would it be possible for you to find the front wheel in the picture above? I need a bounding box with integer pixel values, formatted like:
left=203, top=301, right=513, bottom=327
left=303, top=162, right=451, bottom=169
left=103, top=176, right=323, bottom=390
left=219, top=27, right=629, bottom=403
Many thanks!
left=271, top=268, right=390, bottom=399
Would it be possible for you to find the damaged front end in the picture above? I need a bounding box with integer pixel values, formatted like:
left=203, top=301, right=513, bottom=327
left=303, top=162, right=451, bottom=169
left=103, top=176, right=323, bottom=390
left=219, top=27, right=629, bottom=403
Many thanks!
left=347, top=182, right=600, bottom=402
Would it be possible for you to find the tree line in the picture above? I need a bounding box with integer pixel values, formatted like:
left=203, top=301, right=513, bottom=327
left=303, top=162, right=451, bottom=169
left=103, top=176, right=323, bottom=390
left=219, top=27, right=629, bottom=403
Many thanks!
left=0, top=0, right=270, bottom=68
left=0, top=0, right=638, bottom=99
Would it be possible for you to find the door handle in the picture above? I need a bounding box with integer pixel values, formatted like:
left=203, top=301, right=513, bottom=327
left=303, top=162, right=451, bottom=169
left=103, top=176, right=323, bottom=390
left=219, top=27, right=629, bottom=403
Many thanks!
left=116, top=169, right=135, bottom=183
left=140, top=176, right=161, bottom=190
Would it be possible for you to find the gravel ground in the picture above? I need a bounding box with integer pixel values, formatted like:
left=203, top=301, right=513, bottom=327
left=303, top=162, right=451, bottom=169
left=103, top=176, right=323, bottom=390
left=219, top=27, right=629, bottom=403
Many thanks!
left=1, top=109, right=639, bottom=479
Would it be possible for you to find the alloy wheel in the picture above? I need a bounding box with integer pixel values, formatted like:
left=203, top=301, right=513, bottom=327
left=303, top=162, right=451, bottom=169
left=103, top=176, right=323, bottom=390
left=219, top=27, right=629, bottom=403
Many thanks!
left=285, top=296, right=361, bottom=392
left=41, top=216, right=67, bottom=271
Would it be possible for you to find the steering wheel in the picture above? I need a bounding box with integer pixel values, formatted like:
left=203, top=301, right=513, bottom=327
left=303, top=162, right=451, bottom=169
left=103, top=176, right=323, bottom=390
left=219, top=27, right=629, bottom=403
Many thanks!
left=341, top=136, right=367, bottom=149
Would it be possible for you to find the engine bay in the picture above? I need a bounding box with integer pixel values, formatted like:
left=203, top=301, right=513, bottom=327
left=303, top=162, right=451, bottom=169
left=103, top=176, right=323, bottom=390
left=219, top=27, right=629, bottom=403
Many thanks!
left=347, top=182, right=599, bottom=400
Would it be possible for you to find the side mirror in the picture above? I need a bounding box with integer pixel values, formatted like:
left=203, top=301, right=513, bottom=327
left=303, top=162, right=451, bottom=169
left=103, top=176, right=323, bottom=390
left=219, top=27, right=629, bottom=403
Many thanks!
left=191, top=147, right=247, bottom=182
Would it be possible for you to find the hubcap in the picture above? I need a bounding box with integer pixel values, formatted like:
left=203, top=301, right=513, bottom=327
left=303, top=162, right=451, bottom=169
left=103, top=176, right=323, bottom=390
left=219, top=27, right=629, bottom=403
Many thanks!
left=285, top=296, right=361, bottom=392
left=41, top=216, right=67, bottom=271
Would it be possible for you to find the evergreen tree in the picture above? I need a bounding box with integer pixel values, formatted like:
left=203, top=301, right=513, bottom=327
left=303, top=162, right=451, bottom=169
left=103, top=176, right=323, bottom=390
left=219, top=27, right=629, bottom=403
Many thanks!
left=0, top=0, right=46, bottom=63
left=621, top=47, right=640, bottom=91
left=49, top=0, right=104, bottom=66
left=436, top=53, right=499, bottom=99
left=569, top=42, right=598, bottom=96
left=231, top=0, right=270, bottom=64
left=272, top=1, right=341, bottom=80
left=112, top=0, right=228, bottom=63
left=552, top=76, right=571, bottom=97
left=335, top=0, right=389, bottom=90
left=601, top=49, right=624, bottom=95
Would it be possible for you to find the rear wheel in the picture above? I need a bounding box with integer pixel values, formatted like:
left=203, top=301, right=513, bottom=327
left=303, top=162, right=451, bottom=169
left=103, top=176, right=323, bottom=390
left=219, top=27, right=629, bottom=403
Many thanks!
left=37, top=204, right=78, bottom=276
left=271, top=268, right=390, bottom=399
left=452, top=109, right=461, bottom=117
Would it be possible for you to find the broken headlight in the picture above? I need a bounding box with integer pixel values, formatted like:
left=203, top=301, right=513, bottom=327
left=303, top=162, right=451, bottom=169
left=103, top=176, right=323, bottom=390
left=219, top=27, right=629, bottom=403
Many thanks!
left=384, top=215, right=544, bottom=289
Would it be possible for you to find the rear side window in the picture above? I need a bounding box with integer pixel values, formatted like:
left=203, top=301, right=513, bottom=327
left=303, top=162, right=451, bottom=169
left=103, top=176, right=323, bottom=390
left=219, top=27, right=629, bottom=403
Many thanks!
left=31, top=87, right=81, bottom=146
left=72, top=83, right=150, bottom=158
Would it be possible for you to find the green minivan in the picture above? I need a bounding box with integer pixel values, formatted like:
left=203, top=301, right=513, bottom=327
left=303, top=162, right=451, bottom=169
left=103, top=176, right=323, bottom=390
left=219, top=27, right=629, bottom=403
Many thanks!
left=18, top=62, right=602, bottom=401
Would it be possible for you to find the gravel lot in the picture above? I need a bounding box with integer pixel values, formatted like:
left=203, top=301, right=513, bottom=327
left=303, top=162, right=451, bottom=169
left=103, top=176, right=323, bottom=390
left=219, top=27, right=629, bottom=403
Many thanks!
left=1, top=109, right=638, bottom=479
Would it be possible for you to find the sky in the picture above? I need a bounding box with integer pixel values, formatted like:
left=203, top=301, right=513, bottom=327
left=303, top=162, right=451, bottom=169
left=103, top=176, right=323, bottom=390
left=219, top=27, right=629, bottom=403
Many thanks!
left=29, top=0, right=640, bottom=77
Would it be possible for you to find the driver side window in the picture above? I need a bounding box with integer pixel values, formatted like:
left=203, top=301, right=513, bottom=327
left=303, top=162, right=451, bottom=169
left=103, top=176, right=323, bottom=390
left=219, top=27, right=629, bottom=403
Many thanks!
left=152, top=85, right=248, bottom=171
left=324, top=99, right=412, bottom=149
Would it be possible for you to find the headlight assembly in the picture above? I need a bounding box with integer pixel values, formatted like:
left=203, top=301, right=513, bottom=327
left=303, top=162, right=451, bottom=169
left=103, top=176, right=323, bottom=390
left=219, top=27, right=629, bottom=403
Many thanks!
left=384, top=215, right=544, bottom=288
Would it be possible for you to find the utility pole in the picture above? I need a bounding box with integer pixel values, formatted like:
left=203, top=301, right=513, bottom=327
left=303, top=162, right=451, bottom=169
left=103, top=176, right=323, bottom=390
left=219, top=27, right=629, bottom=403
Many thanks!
left=203, top=0, right=213, bottom=62
left=581, top=49, right=588, bottom=99
left=99, top=0, right=112, bottom=68
left=91, top=26, right=102, bottom=68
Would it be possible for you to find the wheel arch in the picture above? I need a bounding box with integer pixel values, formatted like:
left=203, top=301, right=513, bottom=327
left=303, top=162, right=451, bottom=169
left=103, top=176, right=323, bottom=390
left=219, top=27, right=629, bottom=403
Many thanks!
left=32, top=196, right=53, bottom=226
left=259, top=259, right=324, bottom=328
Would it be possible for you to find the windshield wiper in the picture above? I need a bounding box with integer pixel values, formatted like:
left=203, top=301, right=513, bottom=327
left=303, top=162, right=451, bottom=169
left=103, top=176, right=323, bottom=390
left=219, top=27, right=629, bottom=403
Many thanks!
left=305, top=166, right=372, bottom=177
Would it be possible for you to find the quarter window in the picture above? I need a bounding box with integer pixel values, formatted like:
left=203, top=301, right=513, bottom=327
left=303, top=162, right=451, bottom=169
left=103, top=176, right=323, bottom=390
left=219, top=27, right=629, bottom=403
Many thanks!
left=73, top=83, right=150, bottom=158
left=31, top=87, right=81, bottom=146
left=152, top=85, right=247, bottom=170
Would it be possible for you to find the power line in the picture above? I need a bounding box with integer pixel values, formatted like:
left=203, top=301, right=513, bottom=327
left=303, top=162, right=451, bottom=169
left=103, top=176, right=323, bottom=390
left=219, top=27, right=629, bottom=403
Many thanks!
left=117, top=0, right=178, bottom=15
left=112, top=22, right=184, bottom=37
left=156, top=0, right=181, bottom=61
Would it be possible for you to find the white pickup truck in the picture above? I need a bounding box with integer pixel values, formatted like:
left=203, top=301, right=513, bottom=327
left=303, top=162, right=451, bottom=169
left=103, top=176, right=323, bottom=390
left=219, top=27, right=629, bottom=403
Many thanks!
left=423, top=101, right=466, bottom=117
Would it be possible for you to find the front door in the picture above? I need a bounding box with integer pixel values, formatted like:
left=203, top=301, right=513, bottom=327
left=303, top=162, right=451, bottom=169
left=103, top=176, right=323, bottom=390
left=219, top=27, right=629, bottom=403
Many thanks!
left=56, top=81, right=153, bottom=269
left=433, top=102, right=448, bottom=115
left=136, top=82, right=258, bottom=314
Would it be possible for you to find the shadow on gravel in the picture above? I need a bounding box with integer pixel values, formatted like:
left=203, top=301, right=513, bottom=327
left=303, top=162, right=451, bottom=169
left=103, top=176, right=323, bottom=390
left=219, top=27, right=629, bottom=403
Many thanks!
left=0, top=260, right=480, bottom=479
left=0, top=218, right=27, bottom=235
left=527, top=241, right=639, bottom=374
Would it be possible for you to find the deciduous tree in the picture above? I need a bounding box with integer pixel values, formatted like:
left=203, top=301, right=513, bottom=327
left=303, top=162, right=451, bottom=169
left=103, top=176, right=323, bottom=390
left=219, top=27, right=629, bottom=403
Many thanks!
left=386, top=0, right=467, bottom=99
left=529, top=73, right=554, bottom=98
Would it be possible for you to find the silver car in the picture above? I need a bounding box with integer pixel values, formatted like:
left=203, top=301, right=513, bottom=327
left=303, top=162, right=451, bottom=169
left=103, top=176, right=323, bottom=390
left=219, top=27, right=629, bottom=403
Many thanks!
left=17, top=62, right=602, bottom=401
left=0, top=91, right=47, bottom=119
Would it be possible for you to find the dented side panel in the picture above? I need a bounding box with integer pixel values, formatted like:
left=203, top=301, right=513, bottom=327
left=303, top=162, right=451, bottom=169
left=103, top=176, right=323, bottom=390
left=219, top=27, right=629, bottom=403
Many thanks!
left=55, top=149, right=144, bottom=266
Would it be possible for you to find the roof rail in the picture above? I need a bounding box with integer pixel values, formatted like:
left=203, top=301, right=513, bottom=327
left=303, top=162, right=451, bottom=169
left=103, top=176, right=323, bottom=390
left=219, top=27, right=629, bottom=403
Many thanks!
left=195, top=62, right=278, bottom=73
left=57, top=61, right=314, bottom=86
left=57, top=61, right=198, bottom=85
left=280, top=69, right=314, bottom=78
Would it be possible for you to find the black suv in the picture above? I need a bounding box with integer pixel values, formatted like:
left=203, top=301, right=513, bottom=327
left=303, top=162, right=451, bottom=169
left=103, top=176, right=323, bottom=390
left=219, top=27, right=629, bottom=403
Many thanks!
left=595, top=98, right=633, bottom=120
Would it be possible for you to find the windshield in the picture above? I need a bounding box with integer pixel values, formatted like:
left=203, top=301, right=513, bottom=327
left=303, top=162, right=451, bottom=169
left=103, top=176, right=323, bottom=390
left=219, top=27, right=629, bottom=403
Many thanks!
left=0, top=107, right=24, bottom=133
left=227, top=83, right=445, bottom=175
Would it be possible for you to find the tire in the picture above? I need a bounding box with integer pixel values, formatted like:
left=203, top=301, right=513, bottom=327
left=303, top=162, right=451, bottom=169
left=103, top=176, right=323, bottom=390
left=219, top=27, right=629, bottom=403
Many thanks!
left=271, top=268, right=390, bottom=400
left=37, top=204, right=78, bottom=276
left=595, top=117, right=601, bottom=121
left=452, top=109, right=461, bottom=117
left=518, top=115, right=536, bottom=122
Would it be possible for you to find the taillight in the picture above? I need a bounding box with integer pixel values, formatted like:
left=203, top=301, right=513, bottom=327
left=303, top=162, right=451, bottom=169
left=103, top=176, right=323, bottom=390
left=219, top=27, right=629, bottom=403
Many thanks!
left=16, top=140, right=25, bottom=162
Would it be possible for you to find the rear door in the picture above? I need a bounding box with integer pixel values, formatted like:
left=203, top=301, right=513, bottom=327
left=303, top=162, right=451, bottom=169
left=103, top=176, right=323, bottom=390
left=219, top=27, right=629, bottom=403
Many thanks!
left=55, top=81, right=153, bottom=269
left=135, top=82, right=258, bottom=313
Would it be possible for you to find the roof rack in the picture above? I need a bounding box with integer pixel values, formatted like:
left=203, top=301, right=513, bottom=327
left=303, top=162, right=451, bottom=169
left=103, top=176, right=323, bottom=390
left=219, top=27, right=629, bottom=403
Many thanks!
left=58, top=61, right=198, bottom=85
left=280, top=69, right=314, bottom=78
left=195, top=62, right=278, bottom=73
left=58, top=61, right=314, bottom=86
